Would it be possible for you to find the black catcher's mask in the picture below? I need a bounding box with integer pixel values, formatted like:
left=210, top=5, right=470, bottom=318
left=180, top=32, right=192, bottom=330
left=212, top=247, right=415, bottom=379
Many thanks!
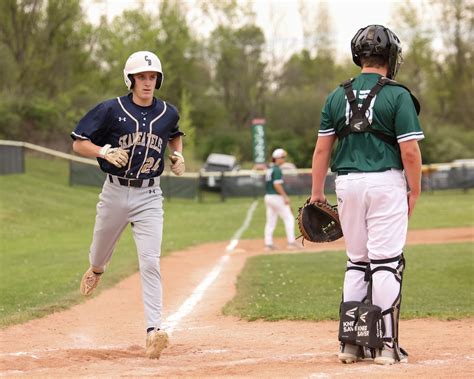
left=351, top=24, right=403, bottom=79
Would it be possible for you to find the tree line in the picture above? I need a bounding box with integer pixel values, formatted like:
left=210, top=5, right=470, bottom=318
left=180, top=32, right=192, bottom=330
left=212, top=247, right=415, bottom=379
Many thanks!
left=0, top=0, right=472, bottom=167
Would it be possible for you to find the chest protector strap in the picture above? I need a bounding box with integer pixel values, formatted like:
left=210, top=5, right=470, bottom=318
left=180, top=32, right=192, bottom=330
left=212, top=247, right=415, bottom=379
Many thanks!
left=338, top=77, right=397, bottom=146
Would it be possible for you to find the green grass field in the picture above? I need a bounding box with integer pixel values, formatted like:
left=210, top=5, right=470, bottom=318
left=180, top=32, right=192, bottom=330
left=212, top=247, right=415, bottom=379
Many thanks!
left=223, top=243, right=474, bottom=321
left=0, top=156, right=473, bottom=326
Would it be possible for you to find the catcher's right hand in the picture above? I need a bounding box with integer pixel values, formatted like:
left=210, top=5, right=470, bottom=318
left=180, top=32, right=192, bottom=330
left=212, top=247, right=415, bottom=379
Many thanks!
left=168, top=151, right=185, bottom=176
left=99, top=144, right=129, bottom=168
left=297, top=198, right=343, bottom=243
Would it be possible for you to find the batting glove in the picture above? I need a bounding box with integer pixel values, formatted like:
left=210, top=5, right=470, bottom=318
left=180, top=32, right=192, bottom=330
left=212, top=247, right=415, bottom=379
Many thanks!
left=169, top=151, right=185, bottom=176
left=99, top=144, right=129, bottom=168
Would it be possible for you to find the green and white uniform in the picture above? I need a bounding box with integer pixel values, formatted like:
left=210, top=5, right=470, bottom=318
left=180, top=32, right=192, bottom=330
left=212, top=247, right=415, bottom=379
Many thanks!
left=264, top=164, right=295, bottom=247
left=265, top=165, right=283, bottom=194
left=318, top=73, right=424, bottom=342
left=319, top=73, right=423, bottom=174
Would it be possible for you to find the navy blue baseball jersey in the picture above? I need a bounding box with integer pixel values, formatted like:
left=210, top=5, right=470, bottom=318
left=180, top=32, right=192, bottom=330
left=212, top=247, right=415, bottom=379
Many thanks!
left=71, top=94, right=183, bottom=179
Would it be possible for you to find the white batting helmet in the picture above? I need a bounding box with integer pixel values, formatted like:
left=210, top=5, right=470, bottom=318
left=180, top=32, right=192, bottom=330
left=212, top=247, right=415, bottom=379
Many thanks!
left=123, top=51, right=164, bottom=90
left=272, top=148, right=287, bottom=159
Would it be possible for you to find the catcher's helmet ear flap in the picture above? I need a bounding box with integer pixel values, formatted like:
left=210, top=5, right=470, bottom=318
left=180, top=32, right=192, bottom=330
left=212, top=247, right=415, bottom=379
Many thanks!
left=123, top=51, right=164, bottom=90
left=351, top=25, right=403, bottom=79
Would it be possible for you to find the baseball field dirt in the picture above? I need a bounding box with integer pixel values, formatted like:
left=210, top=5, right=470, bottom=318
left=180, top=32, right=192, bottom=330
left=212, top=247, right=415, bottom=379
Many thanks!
left=1, top=227, right=473, bottom=377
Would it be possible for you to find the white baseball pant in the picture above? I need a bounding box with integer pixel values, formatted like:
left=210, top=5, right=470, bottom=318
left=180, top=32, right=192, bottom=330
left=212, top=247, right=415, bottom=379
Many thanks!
left=264, top=194, right=296, bottom=246
left=335, top=169, right=408, bottom=339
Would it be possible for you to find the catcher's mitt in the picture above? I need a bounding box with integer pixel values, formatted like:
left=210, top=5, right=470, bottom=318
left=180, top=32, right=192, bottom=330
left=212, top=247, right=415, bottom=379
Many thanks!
left=297, top=198, right=343, bottom=243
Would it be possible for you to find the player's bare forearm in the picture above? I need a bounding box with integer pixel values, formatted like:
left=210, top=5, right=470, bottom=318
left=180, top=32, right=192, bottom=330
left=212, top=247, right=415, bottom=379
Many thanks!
left=311, top=135, right=336, bottom=202
left=72, top=139, right=102, bottom=158
left=400, top=139, right=422, bottom=217
left=168, top=136, right=183, bottom=154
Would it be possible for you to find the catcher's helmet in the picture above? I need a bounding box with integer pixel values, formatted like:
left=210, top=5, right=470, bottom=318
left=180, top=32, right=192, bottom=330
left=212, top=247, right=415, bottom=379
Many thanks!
left=351, top=25, right=403, bottom=79
left=123, top=51, right=163, bottom=90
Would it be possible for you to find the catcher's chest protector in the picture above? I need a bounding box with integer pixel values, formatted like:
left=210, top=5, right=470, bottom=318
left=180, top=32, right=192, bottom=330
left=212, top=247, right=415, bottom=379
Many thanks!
left=337, top=77, right=420, bottom=147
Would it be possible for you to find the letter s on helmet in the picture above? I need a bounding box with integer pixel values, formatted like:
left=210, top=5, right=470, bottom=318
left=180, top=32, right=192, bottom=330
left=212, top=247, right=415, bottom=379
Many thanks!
left=351, top=25, right=403, bottom=79
left=123, top=51, right=164, bottom=90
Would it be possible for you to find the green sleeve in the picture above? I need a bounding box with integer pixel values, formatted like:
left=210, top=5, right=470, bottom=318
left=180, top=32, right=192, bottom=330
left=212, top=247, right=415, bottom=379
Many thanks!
left=394, top=91, right=424, bottom=142
left=318, top=90, right=338, bottom=137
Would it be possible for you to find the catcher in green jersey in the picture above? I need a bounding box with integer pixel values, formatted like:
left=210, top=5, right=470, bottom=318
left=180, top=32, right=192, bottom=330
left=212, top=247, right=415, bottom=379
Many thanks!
left=310, top=25, right=424, bottom=365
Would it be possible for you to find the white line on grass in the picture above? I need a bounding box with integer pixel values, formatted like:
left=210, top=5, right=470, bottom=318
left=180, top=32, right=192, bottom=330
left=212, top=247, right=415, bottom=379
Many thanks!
left=162, top=200, right=259, bottom=335
left=226, top=200, right=259, bottom=252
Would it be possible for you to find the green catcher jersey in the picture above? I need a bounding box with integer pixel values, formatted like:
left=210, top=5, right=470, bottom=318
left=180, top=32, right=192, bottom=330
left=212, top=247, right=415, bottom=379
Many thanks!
left=265, top=165, right=283, bottom=195
left=319, top=73, right=424, bottom=173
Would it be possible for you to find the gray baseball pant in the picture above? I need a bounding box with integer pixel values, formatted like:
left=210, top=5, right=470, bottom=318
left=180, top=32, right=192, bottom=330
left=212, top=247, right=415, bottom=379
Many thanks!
left=88, top=177, right=164, bottom=330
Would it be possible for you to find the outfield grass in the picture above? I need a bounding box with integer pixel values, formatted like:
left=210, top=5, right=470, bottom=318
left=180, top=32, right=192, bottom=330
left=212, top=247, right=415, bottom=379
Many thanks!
left=223, top=243, right=474, bottom=321
left=0, top=156, right=473, bottom=326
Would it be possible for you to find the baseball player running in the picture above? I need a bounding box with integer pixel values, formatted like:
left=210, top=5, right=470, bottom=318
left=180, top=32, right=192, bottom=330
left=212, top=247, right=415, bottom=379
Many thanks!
left=71, top=51, right=185, bottom=359
left=264, top=148, right=297, bottom=250
left=310, top=25, right=423, bottom=365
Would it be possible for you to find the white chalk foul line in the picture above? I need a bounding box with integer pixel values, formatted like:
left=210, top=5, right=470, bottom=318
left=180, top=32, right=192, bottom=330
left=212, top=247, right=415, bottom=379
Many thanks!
left=226, top=200, right=259, bottom=251
left=162, top=200, right=259, bottom=335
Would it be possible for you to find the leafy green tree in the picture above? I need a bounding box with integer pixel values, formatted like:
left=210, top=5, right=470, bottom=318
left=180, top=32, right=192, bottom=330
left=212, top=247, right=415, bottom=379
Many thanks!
left=432, top=0, right=473, bottom=130
left=0, top=0, right=470, bottom=166
left=393, top=0, right=473, bottom=162
left=0, top=0, right=96, bottom=143
left=207, top=24, right=267, bottom=159
left=0, top=0, right=94, bottom=97
left=178, top=89, right=198, bottom=168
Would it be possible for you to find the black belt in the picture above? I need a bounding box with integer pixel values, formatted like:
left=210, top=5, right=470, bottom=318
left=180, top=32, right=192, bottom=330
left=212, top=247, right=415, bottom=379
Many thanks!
left=337, top=169, right=393, bottom=176
left=108, top=174, right=155, bottom=188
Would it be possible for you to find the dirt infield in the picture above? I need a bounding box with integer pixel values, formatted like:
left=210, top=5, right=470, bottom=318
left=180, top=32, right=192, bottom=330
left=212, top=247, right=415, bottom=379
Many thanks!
left=1, top=227, right=473, bottom=377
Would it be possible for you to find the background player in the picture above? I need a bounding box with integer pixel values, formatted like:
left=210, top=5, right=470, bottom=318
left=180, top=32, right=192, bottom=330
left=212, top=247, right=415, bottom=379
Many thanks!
left=70, top=51, right=185, bottom=359
left=264, top=148, right=298, bottom=250
left=310, top=25, right=424, bottom=365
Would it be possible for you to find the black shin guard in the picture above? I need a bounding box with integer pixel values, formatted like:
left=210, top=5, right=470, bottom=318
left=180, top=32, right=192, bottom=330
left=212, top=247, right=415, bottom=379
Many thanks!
left=371, top=254, right=407, bottom=361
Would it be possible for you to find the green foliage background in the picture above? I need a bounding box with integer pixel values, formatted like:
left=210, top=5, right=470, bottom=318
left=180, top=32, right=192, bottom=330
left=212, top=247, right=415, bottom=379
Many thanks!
left=0, top=0, right=472, bottom=166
